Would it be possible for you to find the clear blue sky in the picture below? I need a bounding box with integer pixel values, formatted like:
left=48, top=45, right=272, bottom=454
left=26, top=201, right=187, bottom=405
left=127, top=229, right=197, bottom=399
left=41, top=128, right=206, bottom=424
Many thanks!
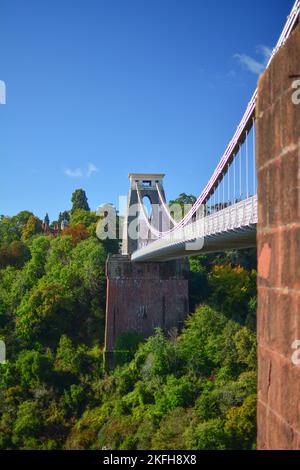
left=0, top=0, right=294, bottom=221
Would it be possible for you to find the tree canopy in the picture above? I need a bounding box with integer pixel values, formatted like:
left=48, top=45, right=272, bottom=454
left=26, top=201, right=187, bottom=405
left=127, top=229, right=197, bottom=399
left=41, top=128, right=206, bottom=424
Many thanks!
left=71, top=189, right=90, bottom=213
left=0, top=190, right=257, bottom=450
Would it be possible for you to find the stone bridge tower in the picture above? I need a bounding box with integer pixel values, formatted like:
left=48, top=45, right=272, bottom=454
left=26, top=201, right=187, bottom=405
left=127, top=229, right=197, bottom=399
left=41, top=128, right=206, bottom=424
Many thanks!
left=122, top=173, right=168, bottom=255
left=104, top=173, right=189, bottom=367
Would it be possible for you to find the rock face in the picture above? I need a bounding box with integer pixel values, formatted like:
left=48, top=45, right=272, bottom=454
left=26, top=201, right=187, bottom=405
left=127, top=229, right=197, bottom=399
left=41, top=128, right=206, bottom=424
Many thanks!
left=256, top=22, right=300, bottom=449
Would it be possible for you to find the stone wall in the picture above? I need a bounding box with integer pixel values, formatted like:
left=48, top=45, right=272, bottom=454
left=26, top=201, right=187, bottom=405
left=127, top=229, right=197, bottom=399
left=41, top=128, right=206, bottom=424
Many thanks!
left=256, top=22, right=300, bottom=449
left=104, top=255, right=189, bottom=366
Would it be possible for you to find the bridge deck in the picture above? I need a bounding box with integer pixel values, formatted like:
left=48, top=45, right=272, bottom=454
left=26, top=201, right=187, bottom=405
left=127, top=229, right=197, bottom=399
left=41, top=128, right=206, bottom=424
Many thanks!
left=131, top=195, right=257, bottom=262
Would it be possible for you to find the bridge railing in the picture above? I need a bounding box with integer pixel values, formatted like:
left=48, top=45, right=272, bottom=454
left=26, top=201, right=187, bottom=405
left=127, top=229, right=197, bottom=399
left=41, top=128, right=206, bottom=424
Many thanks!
left=135, top=0, right=300, bottom=246
left=196, top=119, right=257, bottom=220
left=180, top=195, right=257, bottom=240
left=136, top=195, right=257, bottom=253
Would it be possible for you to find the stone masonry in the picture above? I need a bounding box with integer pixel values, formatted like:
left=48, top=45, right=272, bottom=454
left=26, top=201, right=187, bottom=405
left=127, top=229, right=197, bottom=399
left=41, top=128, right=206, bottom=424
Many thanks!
left=104, top=174, right=189, bottom=367
left=256, top=22, right=300, bottom=449
left=104, top=255, right=189, bottom=366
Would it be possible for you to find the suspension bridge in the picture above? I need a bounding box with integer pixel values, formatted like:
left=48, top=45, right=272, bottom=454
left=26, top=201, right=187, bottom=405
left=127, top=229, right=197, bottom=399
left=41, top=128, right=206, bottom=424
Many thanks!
left=105, top=2, right=300, bottom=450
left=120, top=0, right=300, bottom=262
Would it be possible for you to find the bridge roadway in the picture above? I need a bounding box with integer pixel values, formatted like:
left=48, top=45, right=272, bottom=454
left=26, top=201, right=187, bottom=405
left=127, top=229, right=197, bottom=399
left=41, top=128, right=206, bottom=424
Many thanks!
left=131, top=195, right=257, bottom=262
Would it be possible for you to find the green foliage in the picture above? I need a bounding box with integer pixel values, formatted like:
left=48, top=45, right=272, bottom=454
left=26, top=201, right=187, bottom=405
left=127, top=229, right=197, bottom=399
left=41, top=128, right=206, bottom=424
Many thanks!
left=168, top=193, right=197, bottom=208
left=185, top=418, right=227, bottom=450
left=115, top=331, right=144, bottom=364
left=151, top=408, right=192, bottom=450
left=0, top=192, right=257, bottom=450
left=70, top=209, right=97, bottom=228
left=58, top=211, right=70, bottom=226
left=16, top=277, right=74, bottom=344
left=178, top=306, right=228, bottom=375
left=46, top=235, right=73, bottom=271
left=13, top=401, right=42, bottom=443
left=134, top=328, right=179, bottom=378
left=71, top=189, right=90, bottom=213
left=22, top=215, right=42, bottom=241
left=20, top=235, right=50, bottom=292
left=208, top=264, right=256, bottom=324
left=154, top=375, right=197, bottom=414
left=61, top=384, right=86, bottom=417
left=16, top=350, right=53, bottom=387
left=225, top=394, right=257, bottom=449
left=168, top=193, right=197, bottom=222
left=0, top=211, right=34, bottom=244
left=62, top=224, right=90, bottom=246
left=55, top=335, right=77, bottom=373
left=189, top=256, right=210, bottom=311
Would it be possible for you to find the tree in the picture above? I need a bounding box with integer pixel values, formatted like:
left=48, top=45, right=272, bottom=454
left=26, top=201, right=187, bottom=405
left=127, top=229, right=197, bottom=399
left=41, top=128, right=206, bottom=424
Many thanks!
left=71, top=189, right=90, bottom=213
left=185, top=418, right=227, bottom=450
left=168, top=193, right=197, bottom=222
left=177, top=306, right=227, bottom=375
left=114, top=331, right=144, bottom=365
left=0, top=191, right=257, bottom=451
left=46, top=236, right=73, bottom=271
left=61, top=384, right=86, bottom=418
left=13, top=401, right=42, bottom=443
left=62, top=224, right=89, bottom=246
left=22, top=215, right=42, bottom=241
left=0, top=211, right=36, bottom=245
left=189, top=257, right=209, bottom=311
left=14, top=211, right=35, bottom=228
left=0, top=241, right=30, bottom=269
left=154, top=375, right=197, bottom=415
left=70, top=209, right=97, bottom=228
left=208, top=265, right=256, bottom=323
left=22, top=236, right=50, bottom=289
left=224, top=394, right=257, bottom=449
left=54, top=335, right=77, bottom=374
left=58, top=211, right=70, bottom=226
left=16, top=350, right=53, bottom=387
left=151, top=408, right=191, bottom=450
left=16, top=277, right=74, bottom=344
left=168, top=193, right=197, bottom=207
